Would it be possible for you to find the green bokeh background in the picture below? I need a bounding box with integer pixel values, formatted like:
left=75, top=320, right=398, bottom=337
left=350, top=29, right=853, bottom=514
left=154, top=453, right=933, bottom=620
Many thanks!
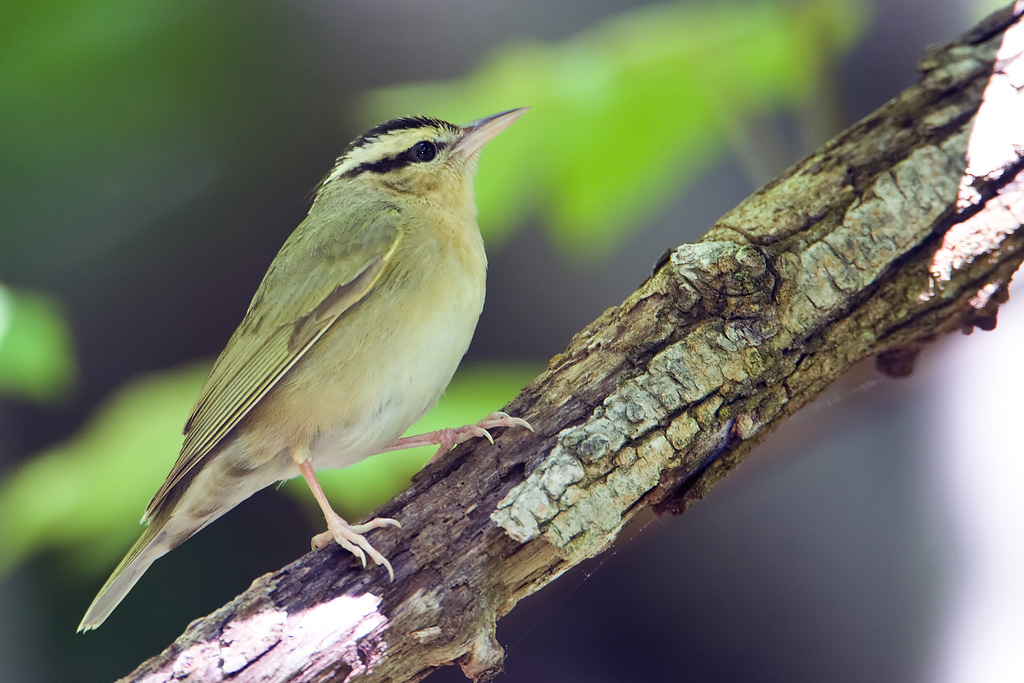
left=0, top=1, right=1005, bottom=681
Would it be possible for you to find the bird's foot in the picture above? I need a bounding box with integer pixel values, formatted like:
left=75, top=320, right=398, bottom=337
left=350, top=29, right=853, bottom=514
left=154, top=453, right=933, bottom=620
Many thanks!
left=312, top=514, right=401, bottom=581
left=427, top=411, right=534, bottom=463
left=382, top=411, right=533, bottom=463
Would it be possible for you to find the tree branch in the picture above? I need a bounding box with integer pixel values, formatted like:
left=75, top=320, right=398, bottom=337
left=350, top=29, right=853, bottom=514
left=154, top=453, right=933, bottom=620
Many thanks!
left=119, top=5, right=1024, bottom=682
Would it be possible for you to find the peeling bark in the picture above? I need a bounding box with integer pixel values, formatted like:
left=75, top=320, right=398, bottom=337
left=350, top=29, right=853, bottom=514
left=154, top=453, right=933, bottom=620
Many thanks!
left=119, top=5, right=1024, bottom=683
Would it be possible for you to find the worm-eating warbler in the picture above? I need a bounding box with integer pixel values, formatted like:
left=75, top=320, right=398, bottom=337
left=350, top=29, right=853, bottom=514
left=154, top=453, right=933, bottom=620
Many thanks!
left=78, top=108, right=530, bottom=631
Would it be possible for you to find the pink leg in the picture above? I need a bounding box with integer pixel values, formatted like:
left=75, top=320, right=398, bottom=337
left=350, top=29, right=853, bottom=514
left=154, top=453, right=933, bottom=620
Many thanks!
left=380, top=411, right=533, bottom=464
left=294, top=457, right=400, bottom=581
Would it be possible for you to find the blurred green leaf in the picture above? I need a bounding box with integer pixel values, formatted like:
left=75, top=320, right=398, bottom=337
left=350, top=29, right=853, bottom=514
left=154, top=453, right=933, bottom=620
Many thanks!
left=0, top=364, right=205, bottom=577
left=0, top=360, right=539, bottom=579
left=0, top=284, right=77, bottom=403
left=364, top=0, right=866, bottom=257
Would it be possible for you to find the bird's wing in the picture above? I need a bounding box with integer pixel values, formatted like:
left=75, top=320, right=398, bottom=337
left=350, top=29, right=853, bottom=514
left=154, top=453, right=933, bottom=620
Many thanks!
left=144, top=202, right=402, bottom=520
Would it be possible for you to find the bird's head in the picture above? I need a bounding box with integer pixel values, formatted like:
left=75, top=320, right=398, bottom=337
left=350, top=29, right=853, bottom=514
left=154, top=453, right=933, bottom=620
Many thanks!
left=316, top=108, right=527, bottom=205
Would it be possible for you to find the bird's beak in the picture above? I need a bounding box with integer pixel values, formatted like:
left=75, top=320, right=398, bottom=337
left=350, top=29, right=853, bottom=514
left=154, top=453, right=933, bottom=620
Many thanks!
left=455, top=107, right=529, bottom=158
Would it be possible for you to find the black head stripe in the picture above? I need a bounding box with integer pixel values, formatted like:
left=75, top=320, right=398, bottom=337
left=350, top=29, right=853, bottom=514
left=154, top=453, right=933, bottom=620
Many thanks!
left=341, top=139, right=451, bottom=179
left=348, top=115, right=458, bottom=151
left=341, top=153, right=413, bottom=178
left=314, top=116, right=459, bottom=192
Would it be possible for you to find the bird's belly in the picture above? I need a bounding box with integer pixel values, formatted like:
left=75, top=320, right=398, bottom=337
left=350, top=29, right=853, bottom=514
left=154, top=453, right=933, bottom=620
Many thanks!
left=238, top=252, right=485, bottom=474
left=311, top=299, right=481, bottom=468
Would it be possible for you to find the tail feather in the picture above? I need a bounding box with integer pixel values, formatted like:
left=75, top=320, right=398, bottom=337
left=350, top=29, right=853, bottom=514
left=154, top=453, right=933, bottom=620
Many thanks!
left=77, top=523, right=169, bottom=632
left=78, top=439, right=288, bottom=632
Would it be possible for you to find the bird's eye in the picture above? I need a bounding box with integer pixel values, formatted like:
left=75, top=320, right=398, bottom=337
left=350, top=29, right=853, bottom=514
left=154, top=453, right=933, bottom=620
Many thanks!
left=409, top=140, right=437, bottom=162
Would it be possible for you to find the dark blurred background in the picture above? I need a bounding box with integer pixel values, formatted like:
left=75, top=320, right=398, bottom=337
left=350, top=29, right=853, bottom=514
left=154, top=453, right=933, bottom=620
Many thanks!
left=2, top=1, right=1021, bottom=682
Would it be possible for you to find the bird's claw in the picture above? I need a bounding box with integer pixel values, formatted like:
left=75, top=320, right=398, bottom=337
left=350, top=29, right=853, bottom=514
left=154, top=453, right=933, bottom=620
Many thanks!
left=478, top=411, right=534, bottom=434
left=311, top=515, right=398, bottom=581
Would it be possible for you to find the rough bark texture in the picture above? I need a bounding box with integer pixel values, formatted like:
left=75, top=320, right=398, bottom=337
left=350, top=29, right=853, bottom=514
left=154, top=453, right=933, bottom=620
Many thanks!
left=119, top=5, right=1024, bottom=683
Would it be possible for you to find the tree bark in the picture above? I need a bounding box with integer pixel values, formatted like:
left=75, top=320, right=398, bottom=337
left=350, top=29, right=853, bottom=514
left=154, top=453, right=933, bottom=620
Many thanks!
left=119, top=5, right=1024, bottom=682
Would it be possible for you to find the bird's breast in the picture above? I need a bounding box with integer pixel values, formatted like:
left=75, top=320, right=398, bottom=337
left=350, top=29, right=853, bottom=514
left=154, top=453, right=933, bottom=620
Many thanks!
left=241, top=205, right=487, bottom=471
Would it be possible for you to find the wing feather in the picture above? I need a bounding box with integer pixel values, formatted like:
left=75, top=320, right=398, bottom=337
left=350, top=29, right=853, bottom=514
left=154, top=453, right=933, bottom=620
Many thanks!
left=145, top=203, right=401, bottom=520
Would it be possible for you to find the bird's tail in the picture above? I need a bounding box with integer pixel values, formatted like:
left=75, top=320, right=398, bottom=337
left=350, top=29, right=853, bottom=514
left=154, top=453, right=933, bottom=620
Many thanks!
left=77, top=522, right=170, bottom=632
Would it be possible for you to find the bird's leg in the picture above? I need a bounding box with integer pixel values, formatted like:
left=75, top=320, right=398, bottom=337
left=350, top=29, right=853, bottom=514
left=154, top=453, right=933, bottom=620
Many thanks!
left=379, top=411, right=533, bottom=464
left=292, top=450, right=400, bottom=581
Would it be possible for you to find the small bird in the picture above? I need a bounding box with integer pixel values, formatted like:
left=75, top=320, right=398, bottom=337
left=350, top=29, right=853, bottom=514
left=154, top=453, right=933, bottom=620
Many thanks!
left=78, top=108, right=530, bottom=631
